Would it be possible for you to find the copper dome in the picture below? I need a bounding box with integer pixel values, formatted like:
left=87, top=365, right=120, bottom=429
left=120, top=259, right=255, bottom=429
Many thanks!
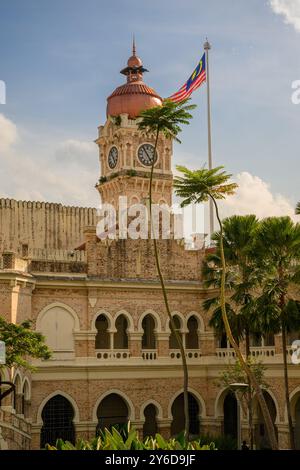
left=106, top=40, right=162, bottom=119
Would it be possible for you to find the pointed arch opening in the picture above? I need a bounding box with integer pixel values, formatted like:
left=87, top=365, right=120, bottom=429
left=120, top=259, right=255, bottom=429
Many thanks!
left=169, top=315, right=182, bottom=350
left=40, top=394, right=75, bottom=448
left=171, top=392, right=200, bottom=437
left=96, top=393, right=129, bottom=434
left=142, top=314, right=156, bottom=349
left=186, top=316, right=199, bottom=349
left=143, top=404, right=158, bottom=439
left=95, top=314, right=110, bottom=349
left=114, top=314, right=129, bottom=349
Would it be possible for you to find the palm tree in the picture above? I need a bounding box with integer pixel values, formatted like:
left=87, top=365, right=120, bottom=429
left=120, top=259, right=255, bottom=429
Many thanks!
left=138, top=99, right=196, bottom=441
left=174, top=166, right=278, bottom=450
left=203, top=214, right=261, bottom=448
left=255, top=217, right=300, bottom=449
left=296, top=202, right=300, bottom=215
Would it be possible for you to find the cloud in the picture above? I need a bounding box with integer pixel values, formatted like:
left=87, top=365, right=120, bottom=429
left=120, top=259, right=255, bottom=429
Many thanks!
left=55, top=139, right=96, bottom=164
left=219, top=171, right=297, bottom=220
left=0, top=113, right=18, bottom=152
left=269, top=0, right=300, bottom=32
left=0, top=114, right=99, bottom=206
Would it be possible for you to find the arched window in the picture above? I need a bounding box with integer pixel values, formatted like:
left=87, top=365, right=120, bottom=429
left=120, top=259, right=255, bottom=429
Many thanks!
left=38, top=306, right=75, bottom=358
left=95, top=314, right=110, bottom=349
left=142, top=315, right=156, bottom=349
left=40, top=395, right=75, bottom=448
left=169, top=316, right=182, bottom=350
left=13, top=375, right=22, bottom=414
left=96, top=393, right=128, bottom=434
left=171, top=393, right=200, bottom=436
left=143, top=404, right=158, bottom=438
left=114, top=315, right=128, bottom=349
left=22, top=381, right=30, bottom=418
left=186, top=316, right=199, bottom=349
left=223, top=392, right=237, bottom=440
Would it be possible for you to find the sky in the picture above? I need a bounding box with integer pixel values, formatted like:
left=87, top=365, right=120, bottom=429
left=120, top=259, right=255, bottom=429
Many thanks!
left=0, top=0, right=299, bottom=221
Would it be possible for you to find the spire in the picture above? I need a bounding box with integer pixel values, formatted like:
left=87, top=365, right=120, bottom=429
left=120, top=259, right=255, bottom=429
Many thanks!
left=132, top=34, right=136, bottom=56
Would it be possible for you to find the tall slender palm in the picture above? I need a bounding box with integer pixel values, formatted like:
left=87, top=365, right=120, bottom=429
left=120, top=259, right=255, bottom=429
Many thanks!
left=138, top=99, right=196, bottom=441
left=255, top=217, right=300, bottom=449
left=203, top=214, right=261, bottom=448
left=174, top=166, right=278, bottom=450
left=296, top=202, right=300, bottom=215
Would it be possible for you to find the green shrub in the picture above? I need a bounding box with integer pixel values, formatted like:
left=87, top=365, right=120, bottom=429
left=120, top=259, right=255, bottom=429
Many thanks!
left=45, top=424, right=215, bottom=450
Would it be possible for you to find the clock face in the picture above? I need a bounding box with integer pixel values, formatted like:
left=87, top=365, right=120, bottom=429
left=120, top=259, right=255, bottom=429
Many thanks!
left=137, top=144, right=158, bottom=166
left=108, top=146, right=118, bottom=169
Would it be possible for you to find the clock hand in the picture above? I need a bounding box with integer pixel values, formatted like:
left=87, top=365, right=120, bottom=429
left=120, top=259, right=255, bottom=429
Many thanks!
left=144, top=147, right=154, bottom=163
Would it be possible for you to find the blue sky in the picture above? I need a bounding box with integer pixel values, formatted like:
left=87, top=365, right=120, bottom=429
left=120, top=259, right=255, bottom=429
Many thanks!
left=0, top=0, right=299, bottom=217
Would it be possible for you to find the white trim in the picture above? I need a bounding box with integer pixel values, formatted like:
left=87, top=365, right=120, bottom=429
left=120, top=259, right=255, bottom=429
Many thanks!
left=167, top=388, right=206, bottom=419
left=137, top=309, right=162, bottom=333
left=165, top=312, right=186, bottom=333
left=91, top=310, right=114, bottom=332
left=92, top=389, right=135, bottom=422
left=22, top=377, right=31, bottom=400
left=139, top=399, right=163, bottom=422
left=186, top=311, right=205, bottom=333
left=214, top=387, right=231, bottom=418
left=13, top=371, right=22, bottom=393
left=115, top=310, right=134, bottom=333
left=252, top=389, right=280, bottom=425
left=36, top=390, right=80, bottom=425
left=36, top=302, right=80, bottom=331
left=287, top=386, right=300, bottom=422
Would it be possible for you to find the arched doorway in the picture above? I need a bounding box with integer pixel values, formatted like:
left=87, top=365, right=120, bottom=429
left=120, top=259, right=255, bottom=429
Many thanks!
left=142, top=315, right=156, bottom=349
left=96, top=393, right=129, bottom=434
left=295, top=397, right=300, bottom=449
left=254, top=391, right=277, bottom=450
left=223, top=392, right=237, bottom=440
left=143, top=404, right=158, bottom=438
left=171, top=392, right=200, bottom=437
left=40, top=395, right=75, bottom=448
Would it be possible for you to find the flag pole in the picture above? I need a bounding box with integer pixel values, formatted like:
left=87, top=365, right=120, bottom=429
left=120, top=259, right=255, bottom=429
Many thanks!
left=204, top=38, right=214, bottom=238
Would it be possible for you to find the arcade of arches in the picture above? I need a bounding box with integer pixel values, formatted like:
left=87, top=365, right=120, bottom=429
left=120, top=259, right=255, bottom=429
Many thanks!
left=37, top=389, right=300, bottom=449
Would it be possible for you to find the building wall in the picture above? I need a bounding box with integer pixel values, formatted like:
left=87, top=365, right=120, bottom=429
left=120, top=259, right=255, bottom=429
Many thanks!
left=0, top=198, right=97, bottom=253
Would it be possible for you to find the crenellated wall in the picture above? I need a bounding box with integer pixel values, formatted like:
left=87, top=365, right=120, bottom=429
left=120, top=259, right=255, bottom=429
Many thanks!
left=0, top=198, right=97, bottom=253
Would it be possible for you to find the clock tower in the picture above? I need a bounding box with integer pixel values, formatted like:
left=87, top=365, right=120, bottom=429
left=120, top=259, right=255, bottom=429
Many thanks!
left=95, top=41, right=173, bottom=209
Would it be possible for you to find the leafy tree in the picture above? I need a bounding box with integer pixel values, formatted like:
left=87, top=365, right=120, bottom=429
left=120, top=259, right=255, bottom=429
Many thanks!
left=218, top=357, right=269, bottom=449
left=138, top=99, right=196, bottom=441
left=255, top=216, right=300, bottom=449
left=0, top=317, right=51, bottom=369
left=296, top=202, right=300, bottom=215
left=174, top=166, right=278, bottom=450
left=203, top=214, right=263, bottom=448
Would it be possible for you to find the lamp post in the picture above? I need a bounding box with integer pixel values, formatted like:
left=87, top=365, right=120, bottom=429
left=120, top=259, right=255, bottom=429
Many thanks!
left=229, top=382, right=249, bottom=450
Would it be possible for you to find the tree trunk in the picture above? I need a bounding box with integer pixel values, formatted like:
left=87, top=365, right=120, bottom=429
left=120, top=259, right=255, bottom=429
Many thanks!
left=149, top=128, right=190, bottom=441
left=211, top=195, right=278, bottom=450
left=281, top=320, right=295, bottom=449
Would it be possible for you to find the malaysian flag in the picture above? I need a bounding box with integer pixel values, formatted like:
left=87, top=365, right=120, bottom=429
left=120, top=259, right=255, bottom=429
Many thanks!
left=168, top=53, right=206, bottom=103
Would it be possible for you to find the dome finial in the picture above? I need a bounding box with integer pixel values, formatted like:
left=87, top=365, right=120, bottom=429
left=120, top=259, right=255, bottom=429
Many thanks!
left=132, top=34, right=136, bottom=56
